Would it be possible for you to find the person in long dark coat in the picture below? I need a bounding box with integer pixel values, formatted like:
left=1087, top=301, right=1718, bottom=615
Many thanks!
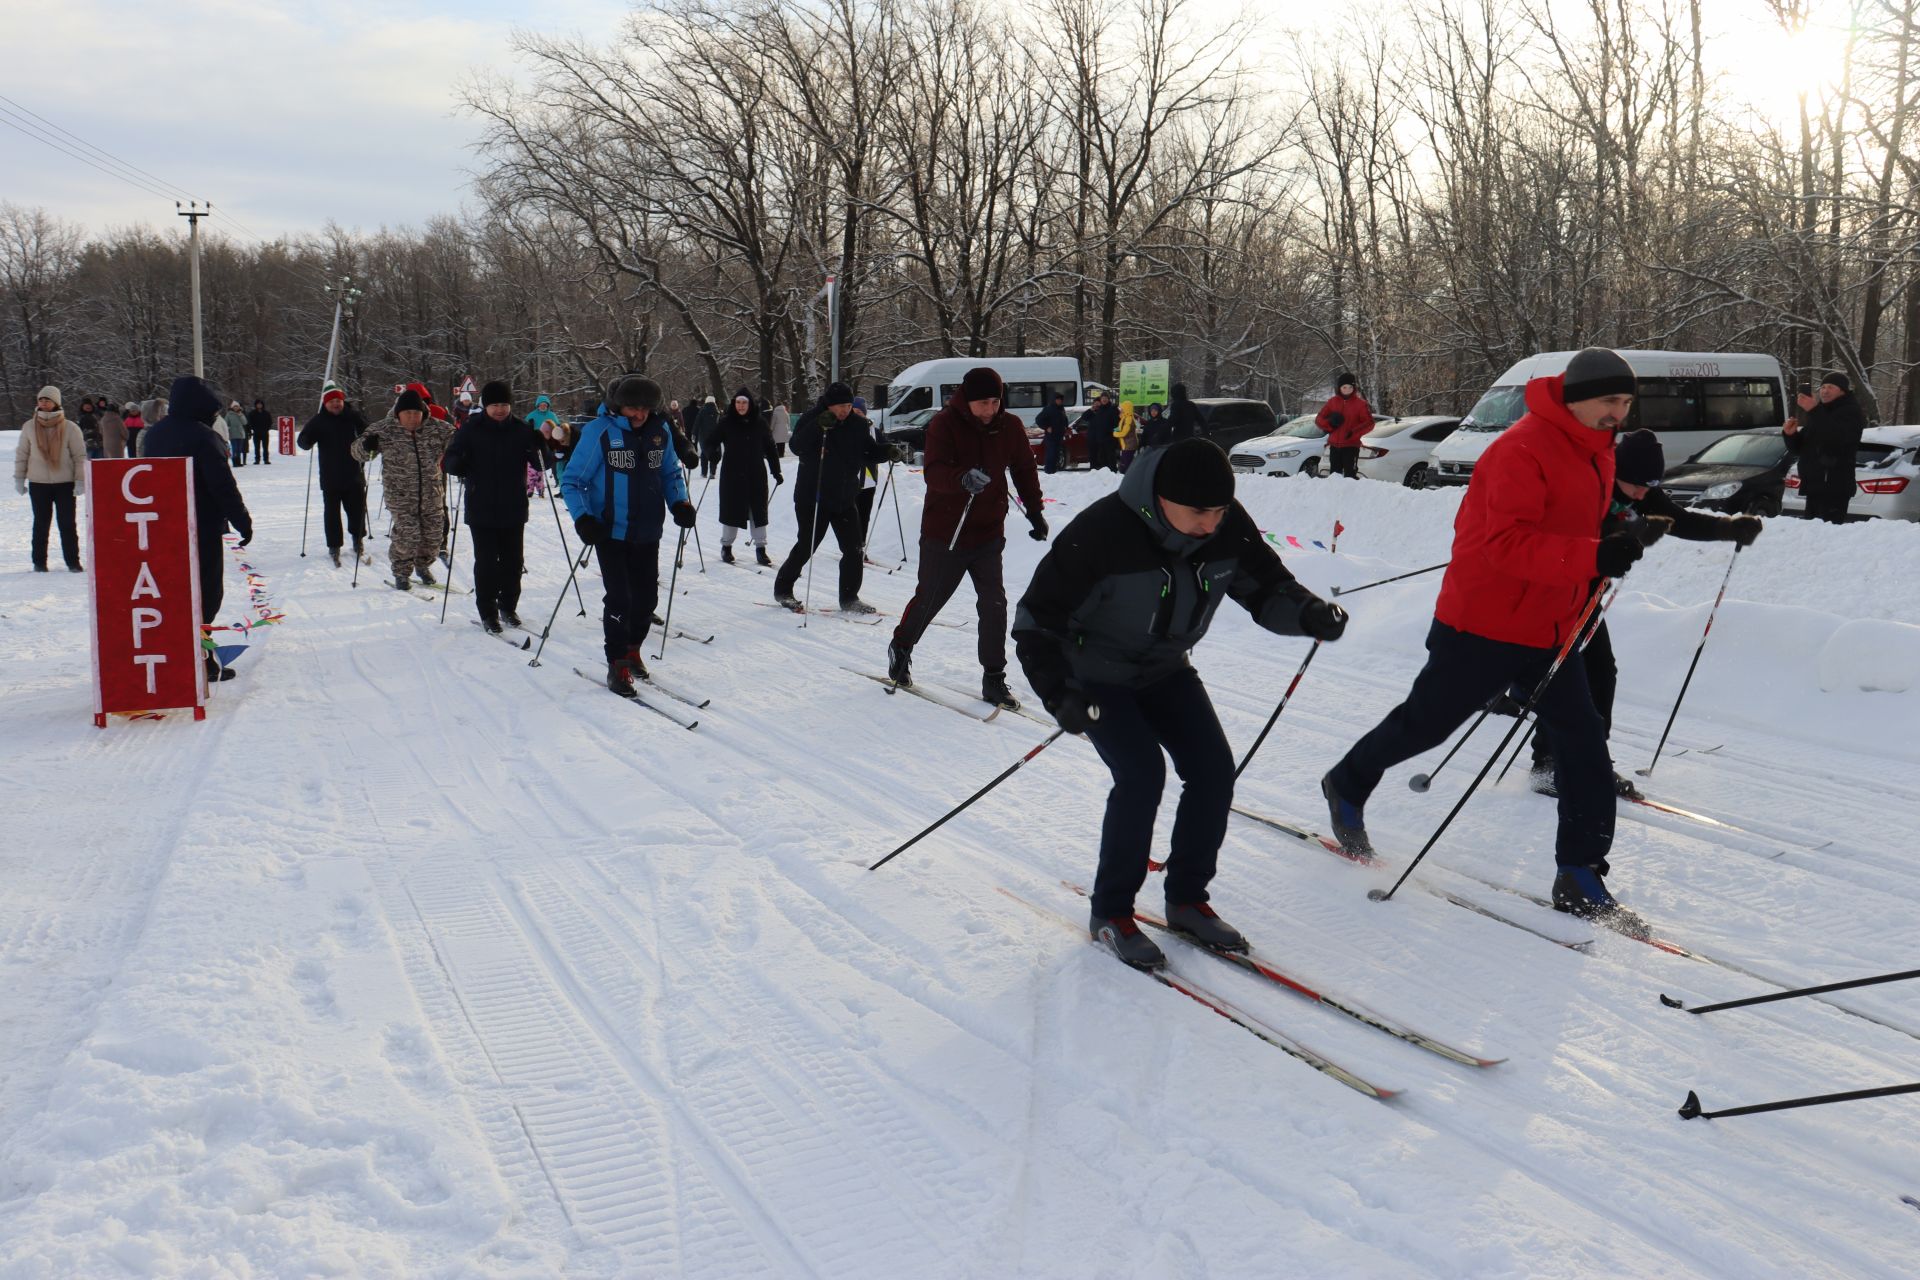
left=713, top=388, right=783, bottom=566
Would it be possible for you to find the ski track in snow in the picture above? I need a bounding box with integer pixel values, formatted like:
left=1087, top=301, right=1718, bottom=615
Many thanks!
left=1, top=443, right=1917, bottom=1276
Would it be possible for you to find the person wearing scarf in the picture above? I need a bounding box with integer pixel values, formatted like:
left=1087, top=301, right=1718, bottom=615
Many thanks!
left=13, top=385, right=89, bottom=571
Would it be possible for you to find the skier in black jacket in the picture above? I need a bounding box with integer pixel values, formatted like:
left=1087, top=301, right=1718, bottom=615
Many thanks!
left=1012, top=438, right=1348, bottom=969
left=1785, top=372, right=1866, bottom=523
left=443, top=381, right=550, bottom=632
left=773, top=383, right=897, bottom=613
left=1518, top=428, right=1761, bottom=795
left=297, top=385, right=370, bottom=566
left=246, top=400, right=274, bottom=464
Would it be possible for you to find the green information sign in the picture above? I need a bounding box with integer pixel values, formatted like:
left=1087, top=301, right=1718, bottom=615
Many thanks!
left=1117, top=359, right=1171, bottom=408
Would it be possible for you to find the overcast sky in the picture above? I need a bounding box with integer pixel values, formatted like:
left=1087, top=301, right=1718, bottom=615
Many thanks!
left=0, top=0, right=1853, bottom=251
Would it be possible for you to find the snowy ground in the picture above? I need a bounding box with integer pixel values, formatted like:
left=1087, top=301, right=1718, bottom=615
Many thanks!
left=2, top=437, right=1917, bottom=1278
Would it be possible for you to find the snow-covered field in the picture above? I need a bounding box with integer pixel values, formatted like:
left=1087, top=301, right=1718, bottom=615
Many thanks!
left=2, top=440, right=1917, bottom=1278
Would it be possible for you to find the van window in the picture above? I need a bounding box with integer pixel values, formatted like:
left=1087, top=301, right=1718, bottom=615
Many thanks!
left=1703, top=379, right=1782, bottom=430
left=1461, top=386, right=1525, bottom=432
left=1632, top=377, right=1700, bottom=432
left=888, top=385, right=931, bottom=416
left=1001, top=381, right=1079, bottom=410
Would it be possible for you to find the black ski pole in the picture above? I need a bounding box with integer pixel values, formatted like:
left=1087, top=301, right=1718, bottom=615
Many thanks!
left=1369, top=585, right=1609, bottom=904
left=1495, top=582, right=1620, bottom=785
left=948, top=492, right=978, bottom=551
left=1678, top=1080, right=1920, bottom=1121
left=1662, top=967, right=1920, bottom=1015
left=351, top=464, right=366, bottom=589
left=655, top=528, right=688, bottom=662
left=889, top=460, right=907, bottom=567
left=440, top=481, right=464, bottom=625
left=299, top=444, right=315, bottom=557
left=1332, top=561, right=1448, bottom=597
left=1233, top=642, right=1321, bottom=780
left=800, top=444, right=826, bottom=627
left=545, top=481, right=587, bottom=616
left=1494, top=722, right=1537, bottom=786
left=868, top=460, right=896, bottom=553
left=529, top=546, right=592, bottom=668
left=1639, top=543, right=1743, bottom=779
left=869, top=719, right=1093, bottom=872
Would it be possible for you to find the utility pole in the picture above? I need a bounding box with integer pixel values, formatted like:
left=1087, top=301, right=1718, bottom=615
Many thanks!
left=177, top=202, right=210, bottom=377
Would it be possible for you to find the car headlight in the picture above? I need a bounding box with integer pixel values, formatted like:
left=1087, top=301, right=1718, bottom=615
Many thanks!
left=1268, top=448, right=1299, bottom=459
left=1702, top=482, right=1740, bottom=500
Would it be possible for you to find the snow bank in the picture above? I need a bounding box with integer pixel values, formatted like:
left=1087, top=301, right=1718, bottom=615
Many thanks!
left=1816, top=618, right=1920, bottom=694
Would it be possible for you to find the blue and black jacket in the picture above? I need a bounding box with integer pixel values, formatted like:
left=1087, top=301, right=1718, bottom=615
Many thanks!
left=561, top=406, right=688, bottom=543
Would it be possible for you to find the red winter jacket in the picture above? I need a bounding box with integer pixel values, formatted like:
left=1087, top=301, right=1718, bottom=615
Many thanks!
left=1433, top=375, right=1612, bottom=649
left=1315, top=391, right=1374, bottom=448
left=920, top=397, right=1045, bottom=550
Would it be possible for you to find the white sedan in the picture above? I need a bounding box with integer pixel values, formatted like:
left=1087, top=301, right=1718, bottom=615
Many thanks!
left=1353, top=416, right=1462, bottom=488
left=1228, top=415, right=1398, bottom=477
left=1781, top=424, right=1920, bottom=521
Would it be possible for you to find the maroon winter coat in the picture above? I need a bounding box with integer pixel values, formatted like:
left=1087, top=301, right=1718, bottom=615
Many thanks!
left=1315, top=391, right=1375, bottom=448
left=920, top=397, right=1045, bottom=550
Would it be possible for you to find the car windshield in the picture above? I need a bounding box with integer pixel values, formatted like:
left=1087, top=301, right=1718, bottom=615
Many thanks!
left=1460, top=385, right=1526, bottom=432
left=1282, top=420, right=1326, bottom=439
left=1693, top=433, right=1790, bottom=466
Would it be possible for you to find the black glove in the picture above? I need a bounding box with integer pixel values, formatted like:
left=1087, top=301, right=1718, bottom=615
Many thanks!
left=773, top=469, right=785, bottom=486
left=360, top=436, right=380, bottom=458
left=1326, top=410, right=1344, bottom=428
left=1299, top=598, right=1348, bottom=641
left=575, top=514, right=604, bottom=545
left=1729, top=515, right=1762, bottom=547
left=670, top=501, right=697, bottom=530
left=1595, top=532, right=1644, bottom=578
left=1620, top=510, right=1672, bottom=547
left=235, top=520, right=254, bottom=548
left=960, top=468, right=991, bottom=495
left=889, top=442, right=911, bottom=464
left=1048, top=689, right=1097, bottom=735
left=1028, top=513, right=1049, bottom=542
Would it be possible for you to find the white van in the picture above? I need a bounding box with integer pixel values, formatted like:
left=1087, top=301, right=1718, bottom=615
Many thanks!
left=1429, top=350, right=1786, bottom=487
left=871, top=356, right=1083, bottom=430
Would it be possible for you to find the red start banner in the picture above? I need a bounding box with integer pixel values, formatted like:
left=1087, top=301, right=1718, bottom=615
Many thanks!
left=87, top=458, right=206, bottom=726
left=277, top=414, right=296, bottom=456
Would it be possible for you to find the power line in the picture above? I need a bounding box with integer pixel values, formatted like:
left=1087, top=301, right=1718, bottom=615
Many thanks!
left=0, top=92, right=200, bottom=203
left=0, top=110, right=180, bottom=205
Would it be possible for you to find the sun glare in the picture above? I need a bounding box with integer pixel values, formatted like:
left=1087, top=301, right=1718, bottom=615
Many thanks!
left=1706, top=0, right=1858, bottom=135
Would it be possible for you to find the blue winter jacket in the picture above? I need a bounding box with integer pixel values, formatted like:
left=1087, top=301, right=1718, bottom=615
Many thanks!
left=562, top=406, right=688, bottom=543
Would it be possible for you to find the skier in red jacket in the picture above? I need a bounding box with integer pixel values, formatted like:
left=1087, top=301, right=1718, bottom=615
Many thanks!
left=888, top=366, right=1047, bottom=710
left=1315, top=372, right=1375, bottom=477
left=1319, top=348, right=1669, bottom=937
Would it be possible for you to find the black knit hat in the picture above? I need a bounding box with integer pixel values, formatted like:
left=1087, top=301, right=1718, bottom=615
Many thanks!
left=481, top=379, right=512, bottom=406
left=1562, top=348, right=1637, bottom=404
left=609, top=375, right=661, bottom=412
left=1154, top=439, right=1236, bottom=508
left=1614, top=428, right=1665, bottom=487
left=393, top=388, right=427, bottom=416
left=1335, top=371, right=1357, bottom=391
left=1822, top=371, right=1851, bottom=394
left=823, top=382, right=855, bottom=407
left=960, top=367, right=1003, bottom=402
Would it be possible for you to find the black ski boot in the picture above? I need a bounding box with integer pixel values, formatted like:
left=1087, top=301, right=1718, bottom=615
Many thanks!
left=755, top=546, right=774, bottom=567
left=393, top=573, right=411, bottom=591
left=1320, top=773, right=1375, bottom=860
left=774, top=591, right=804, bottom=613
left=1165, top=901, right=1249, bottom=953
left=203, top=655, right=236, bottom=684
left=624, top=646, right=650, bottom=682
left=417, top=564, right=437, bottom=587
left=502, top=608, right=522, bottom=629
left=1090, top=913, right=1166, bottom=971
left=721, top=544, right=736, bottom=564
left=1551, top=866, right=1651, bottom=940
left=982, top=669, right=1020, bottom=711
left=1613, top=771, right=1643, bottom=800
left=887, top=641, right=913, bottom=687
left=607, top=658, right=638, bottom=698
left=840, top=598, right=879, bottom=615
left=482, top=613, right=504, bottom=635
left=330, top=548, right=342, bottom=567
left=1530, top=763, right=1558, bottom=797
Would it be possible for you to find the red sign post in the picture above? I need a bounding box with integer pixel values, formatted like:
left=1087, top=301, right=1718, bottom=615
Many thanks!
left=277, top=414, right=296, bottom=456
left=87, top=458, right=206, bottom=726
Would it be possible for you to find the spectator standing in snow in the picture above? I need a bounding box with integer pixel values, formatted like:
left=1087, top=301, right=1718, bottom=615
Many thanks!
left=223, top=401, right=250, bottom=467
left=1139, top=402, right=1171, bottom=450
left=97, top=400, right=127, bottom=459
left=772, top=382, right=896, bottom=615
left=770, top=403, right=791, bottom=458
left=1315, top=372, right=1374, bottom=479
left=1079, top=391, right=1118, bottom=471
left=298, top=383, right=371, bottom=568
left=561, top=375, right=696, bottom=697
left=352, top=388, right=455, bottom=589
left=1168, top=384, right=1203, bottom=442
left=1013, top=438, right=1343, bottom=969
left=121, top=402, right=145, bottom=458
left=888, top=367, right=1046, bottom=711
left=1519, top=428, right=1763, bottom=795
left=713, top=388, right=783, bottom=566
left=13, top=385, right=88, bottom=572
left=246, top=399, right=273, bottom=464
left=137, top=397, right=166, bottom=453
left=695, top=396, right=721, bottom=479
left=75, top=397, right=102, bottom=459
left=1037, top=391, right=1071, bottom=473
left=137, top=376, right=254, bottom=680
left=444, top=381, right=548, bottom=633
left=1115, top=400, right=1139, bottom=471
left=1783, top=373, right=1866, bottom=523
left=1320, top=348, right=1670, bottom=938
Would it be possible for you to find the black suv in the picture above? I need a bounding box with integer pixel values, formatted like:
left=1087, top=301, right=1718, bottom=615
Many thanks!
left=1194, top=398, right=1280, bottom=449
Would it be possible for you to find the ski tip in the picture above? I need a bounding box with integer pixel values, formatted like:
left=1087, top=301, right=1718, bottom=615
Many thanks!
left=1658, top=993, right=1687, bottom=1010
left=1473, top=1056, right=1510, bottom=1069
left=1677, top=1090, right=1705, bottom=1120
